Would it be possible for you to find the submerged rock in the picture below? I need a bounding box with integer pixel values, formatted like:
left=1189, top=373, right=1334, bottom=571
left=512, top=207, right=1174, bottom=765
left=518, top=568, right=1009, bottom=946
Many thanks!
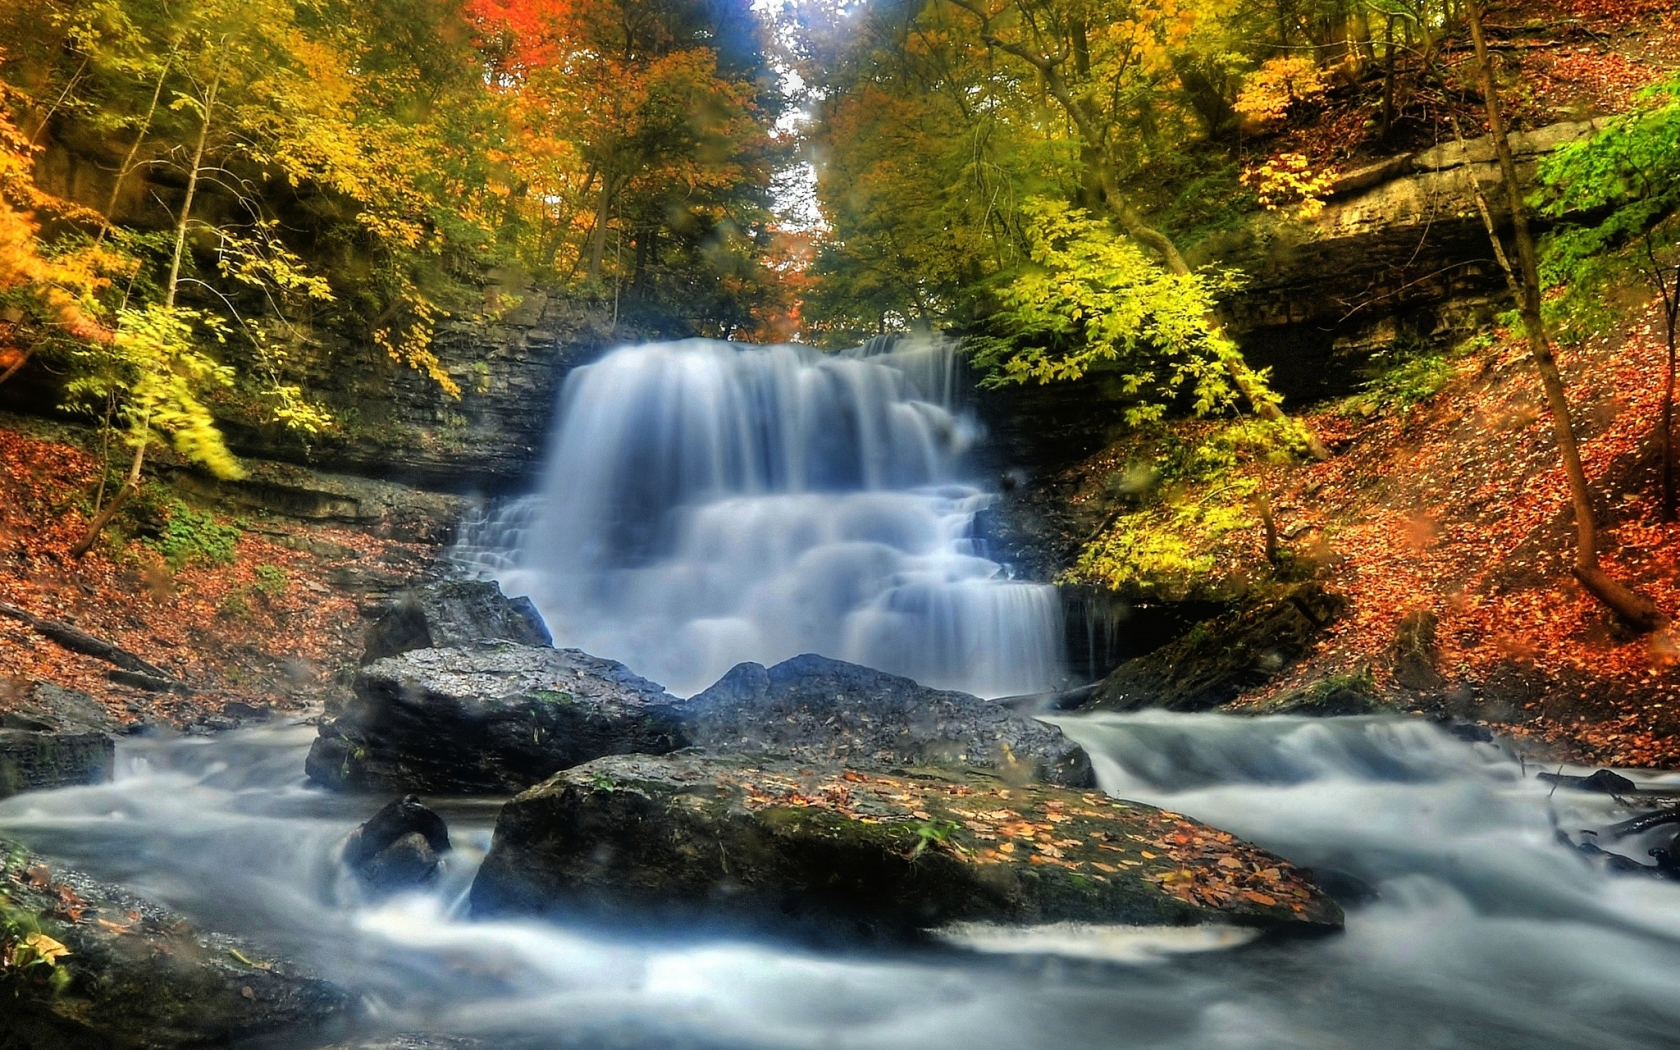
left=470, top=752, right=1343, bottom=939
left=344, top=795, right=452, bottom=895
left=0, top=682, right=115, bottom=800
left=307, top=645, right=688, bottom=793
left=0, top=838, right=349, bottom=1049
left=362, top=578, right=551, bottom=663
left=685, top=654, right=1094, bottom=787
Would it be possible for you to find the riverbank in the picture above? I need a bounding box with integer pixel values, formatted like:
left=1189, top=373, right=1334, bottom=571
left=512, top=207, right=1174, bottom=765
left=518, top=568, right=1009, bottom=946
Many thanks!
left=0, top=415, right=445, bottom=731
left=1047, top=290, right=1680, bottom=768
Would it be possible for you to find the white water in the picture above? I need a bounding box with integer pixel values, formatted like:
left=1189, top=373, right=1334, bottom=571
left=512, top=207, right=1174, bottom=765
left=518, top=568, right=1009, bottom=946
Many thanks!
left=461, top=337, right=1065, bottom=698
left=4, top=718, right=1680, bottom=1049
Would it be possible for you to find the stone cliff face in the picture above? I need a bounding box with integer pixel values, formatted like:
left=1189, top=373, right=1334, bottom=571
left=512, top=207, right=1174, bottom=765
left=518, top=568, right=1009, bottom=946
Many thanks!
left=1200, top=119, right=1603, bottom=403
left=215, top=286, right=618, bottom=494
left=979, top=120, right=1603, bottom=484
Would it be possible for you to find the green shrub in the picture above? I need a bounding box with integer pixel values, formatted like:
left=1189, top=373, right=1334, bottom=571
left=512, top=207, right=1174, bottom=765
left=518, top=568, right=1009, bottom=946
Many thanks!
left=253, top=564, right=289, bottom=597
left=148, top=500, right=242, bottom=569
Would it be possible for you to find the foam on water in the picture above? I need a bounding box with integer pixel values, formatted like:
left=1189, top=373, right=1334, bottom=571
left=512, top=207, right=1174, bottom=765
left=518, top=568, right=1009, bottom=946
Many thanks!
left=5, top=719, right=1680, bottom=1049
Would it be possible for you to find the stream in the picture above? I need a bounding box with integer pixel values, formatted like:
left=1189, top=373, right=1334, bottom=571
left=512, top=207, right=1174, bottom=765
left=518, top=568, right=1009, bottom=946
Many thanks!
left=9, top=337, right=1680, bottom=1048
left=3, top=716, right=1680, bottom=1048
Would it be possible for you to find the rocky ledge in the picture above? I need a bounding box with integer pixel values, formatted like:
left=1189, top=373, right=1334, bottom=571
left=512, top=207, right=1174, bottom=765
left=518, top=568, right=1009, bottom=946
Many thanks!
left=0, top=682, right=116, bottom=800
left=470, top=752, right=1343, bottom=940
left=0, top=839, right=348, bottom=1049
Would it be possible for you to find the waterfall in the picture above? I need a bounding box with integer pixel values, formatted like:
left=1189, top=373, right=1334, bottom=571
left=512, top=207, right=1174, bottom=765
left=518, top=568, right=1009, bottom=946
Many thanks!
left=469, top=336, right=1066, bottom=698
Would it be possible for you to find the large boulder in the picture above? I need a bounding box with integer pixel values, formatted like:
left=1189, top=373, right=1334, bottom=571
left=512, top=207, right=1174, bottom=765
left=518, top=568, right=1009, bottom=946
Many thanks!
left=685, top=654, right=1094, bottom=787
left=362, top=579, right=551, bottom=663
left=0, top=682, right=115, bottom=800
left=0, top=839, right=349, bottom=1049
left=307, top=645, right=688, bottom=793
left=469, top=752, right=1343, bottom=940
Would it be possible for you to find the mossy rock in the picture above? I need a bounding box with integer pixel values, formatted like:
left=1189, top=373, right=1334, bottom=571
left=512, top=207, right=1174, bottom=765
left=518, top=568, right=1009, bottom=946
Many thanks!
left=0, top=839, right=349, bottom=1049
left=470, top=752, right=1343, bottom=941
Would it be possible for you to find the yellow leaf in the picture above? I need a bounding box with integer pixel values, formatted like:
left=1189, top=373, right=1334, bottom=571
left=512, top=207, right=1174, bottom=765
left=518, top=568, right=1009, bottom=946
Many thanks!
left=24, top=933, right=71, bottom=966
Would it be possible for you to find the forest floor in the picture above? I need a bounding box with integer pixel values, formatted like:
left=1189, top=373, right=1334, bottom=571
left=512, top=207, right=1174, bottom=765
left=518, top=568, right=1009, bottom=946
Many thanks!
left=1047, top=264, right=1680, bottom=769
left=0, top=416, right=437, bottom=730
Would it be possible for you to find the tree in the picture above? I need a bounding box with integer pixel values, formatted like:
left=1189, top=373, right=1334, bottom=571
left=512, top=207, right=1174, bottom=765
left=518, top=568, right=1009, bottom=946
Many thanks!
left=0, top=85, right=116, bottom=387
left=1464, top=0, right=1664, bottom=630
left=469, top=0, right=789, bottom=336
left=906, top=0, right=1331, bottom=456
left=1539, top=77, right=1680, bottom=521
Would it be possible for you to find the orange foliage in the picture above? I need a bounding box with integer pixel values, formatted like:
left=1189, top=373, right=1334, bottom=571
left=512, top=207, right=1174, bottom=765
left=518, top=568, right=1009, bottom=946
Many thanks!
left=0, top=90, right=116, bottom=348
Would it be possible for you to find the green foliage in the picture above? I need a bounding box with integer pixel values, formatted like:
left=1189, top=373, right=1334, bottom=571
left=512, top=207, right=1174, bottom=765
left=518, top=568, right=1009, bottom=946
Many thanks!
left=966, top=199, right=1264, bottom=426
left=66, top=304, right=244, bottom=480
left=0, top=896, right=72, bottom=997
left=1538, top=76, right=1680, bottom=332
left=253, top=563, right=288, bottom=597
left=909, top=819, right=961, bottom=860
left=1063, top=417, right=1309, bottom=597
left=147, top=499, right=241, bottom=568
left=1347, top=339, right=1456, bottom=415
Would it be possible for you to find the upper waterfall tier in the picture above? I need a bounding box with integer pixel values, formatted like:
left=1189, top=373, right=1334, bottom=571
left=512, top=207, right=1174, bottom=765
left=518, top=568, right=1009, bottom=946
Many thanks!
left=477, top=338, right=1065, bottom=698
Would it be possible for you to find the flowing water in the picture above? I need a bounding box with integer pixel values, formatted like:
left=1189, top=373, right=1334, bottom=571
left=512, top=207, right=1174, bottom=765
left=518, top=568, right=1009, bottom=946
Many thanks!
left=3, top=717, right=1680, bottom=1049
left=8, top=337, right=1680, bottom=1047
left=458, top=337, right=1065, bottom=699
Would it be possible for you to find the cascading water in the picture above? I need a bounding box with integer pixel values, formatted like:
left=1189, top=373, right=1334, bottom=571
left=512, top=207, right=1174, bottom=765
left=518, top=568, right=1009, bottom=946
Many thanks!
left=464, top=337, right=1066, bottom=698
left=5, top=716, right=1680, bottom=1049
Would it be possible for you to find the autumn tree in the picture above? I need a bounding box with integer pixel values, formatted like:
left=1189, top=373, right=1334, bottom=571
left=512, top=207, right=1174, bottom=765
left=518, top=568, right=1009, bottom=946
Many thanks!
left=1462, top=0, right=1663, bottom=630
left=470, top=0, right=789, bottom=336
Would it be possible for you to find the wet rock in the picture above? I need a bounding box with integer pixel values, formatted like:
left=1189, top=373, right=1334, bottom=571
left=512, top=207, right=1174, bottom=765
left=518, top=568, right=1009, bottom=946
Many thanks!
left=0, top=682, right=115, bottom=800
left=684, top=654, right=1094, bottom=788
left=470, top=752, right=1344, bottom=940
left=307, top=645, right=687, bottom=793
left=344, top=795, right=452, bottom=895
left=0, top=838, right=350, bottom=1049
left=1539, top=769, right=1637, bottom=794
left=363, top=578, right=552, bottom=664
left=1085, top=584, right=1347, bottom=713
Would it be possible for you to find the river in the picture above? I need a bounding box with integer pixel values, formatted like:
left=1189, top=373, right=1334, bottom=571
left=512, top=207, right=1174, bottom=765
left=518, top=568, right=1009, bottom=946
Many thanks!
left=2, top=714, right=1678, bottom=1049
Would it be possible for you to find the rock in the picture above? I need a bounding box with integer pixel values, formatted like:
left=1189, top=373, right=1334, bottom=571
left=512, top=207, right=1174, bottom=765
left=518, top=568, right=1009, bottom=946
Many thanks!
left=1085, top=584, right=1347, bottom=713
left=343, top=795, right=452, bottom=895
left=0, top=682, right=115, bottom=800
left=469, top=752, right=1343, bottom=940
left=362, top=579, right=551, bottom=663
left=0, top=728, right=114, bottom=801
left=8, top=682, right=117, bottom=733
left=684, top=654, right=1094, bottom=788
left=1258, top=671, right=1382, bottom=717
left=307, top=645, right=688, bottom=793
left=1539, top=769, right=1638, bottom=794
left=1392, top=610, right=1446, bottom=691
left=0, top=839, right=350, bottom=1049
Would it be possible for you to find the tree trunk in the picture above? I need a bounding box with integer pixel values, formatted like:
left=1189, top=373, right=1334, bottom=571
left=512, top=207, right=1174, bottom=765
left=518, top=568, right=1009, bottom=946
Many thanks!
left=97, top=54, right=173, bottom=247
left=587, top=157, right=615, bottom=282
left=1466, top=0, right=1665, bottom=630
left=0, top=344, right=36, bottom=387
left=70, top=438, right=144, bottom=558
left=74, top=53, right=223, bottom=559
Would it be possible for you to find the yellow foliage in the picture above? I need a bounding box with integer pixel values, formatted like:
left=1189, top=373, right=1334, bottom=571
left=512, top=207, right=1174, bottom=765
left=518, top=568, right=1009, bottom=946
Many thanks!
left=1241, top=153, right=1336, bottom=220
left=1234, top=56, right=1328, bottom=125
